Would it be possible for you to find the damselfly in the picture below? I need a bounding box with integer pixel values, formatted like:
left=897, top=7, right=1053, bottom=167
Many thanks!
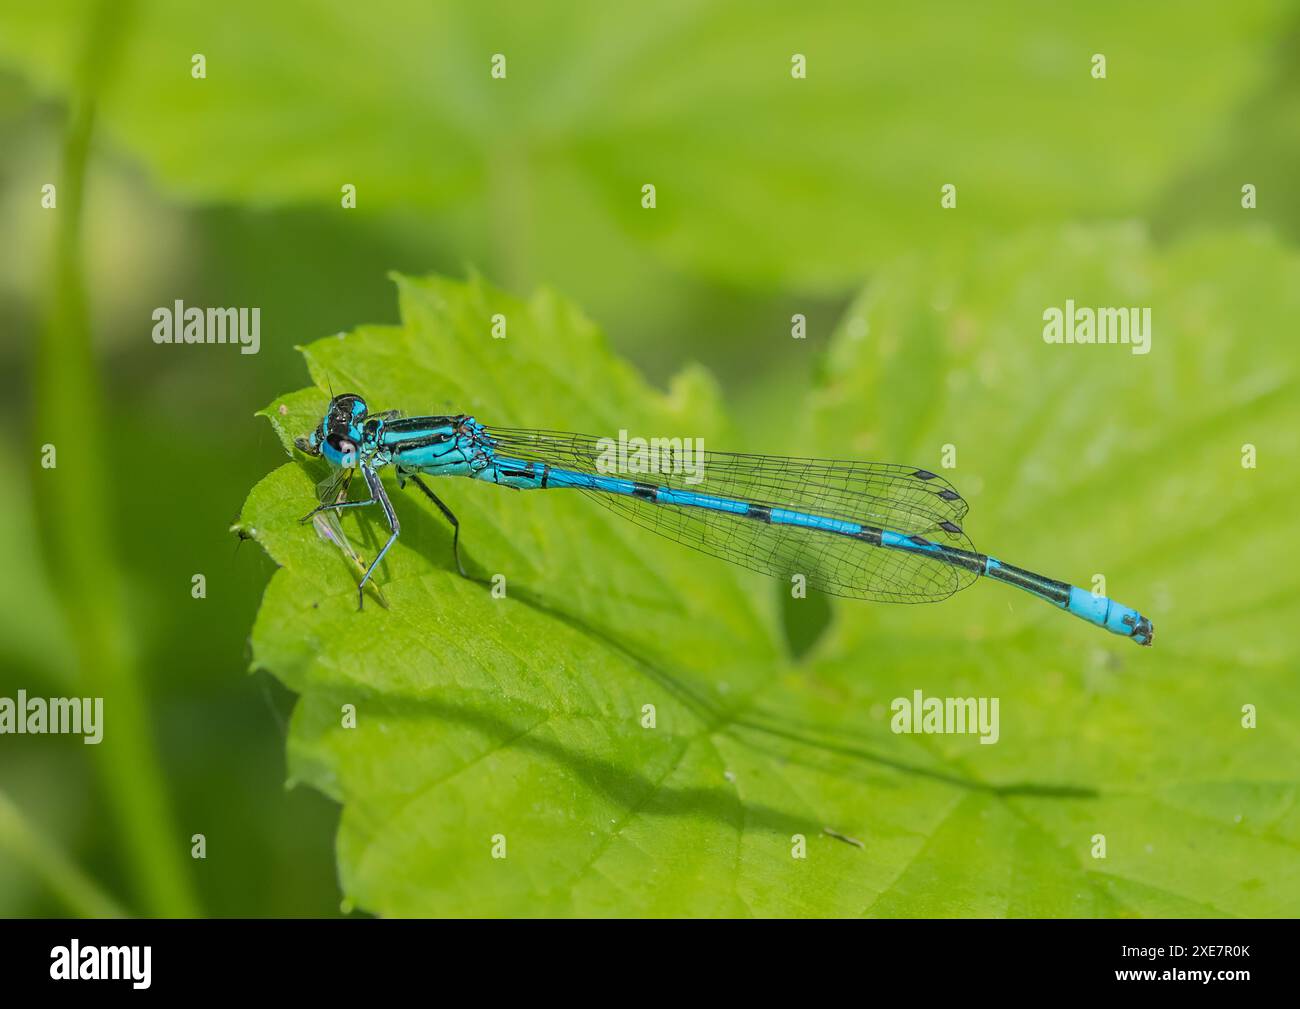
left=294, top=394, right=1154, bottom=646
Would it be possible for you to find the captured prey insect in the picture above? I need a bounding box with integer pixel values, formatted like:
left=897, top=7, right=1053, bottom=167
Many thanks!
left=309, top=466, right=389, bottom=608
left=293, top=393, right=1154, bottom=646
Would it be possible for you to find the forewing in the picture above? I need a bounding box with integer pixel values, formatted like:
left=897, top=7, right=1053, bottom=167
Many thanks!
left=483, top=428, right=977, bottom=602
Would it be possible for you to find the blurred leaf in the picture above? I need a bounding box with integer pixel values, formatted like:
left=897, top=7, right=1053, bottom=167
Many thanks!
left=241, top=245, right=1298, bottom=916
left=0, top=0, right=1291, bottom=301
left=1154, top=14, right=1300, bottom=243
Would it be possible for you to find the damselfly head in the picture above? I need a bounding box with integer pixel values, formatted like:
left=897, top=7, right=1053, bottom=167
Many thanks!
left=295, top=393, right=369, bottom=458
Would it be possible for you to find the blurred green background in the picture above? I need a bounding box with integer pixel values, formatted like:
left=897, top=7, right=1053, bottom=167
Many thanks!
left=0, top=1, right=1297, bottom=917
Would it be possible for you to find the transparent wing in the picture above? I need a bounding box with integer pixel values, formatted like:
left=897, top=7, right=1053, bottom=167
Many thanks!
left=312, top=467, right=389, bottom=607
left=484, top=427, right=979, bottom=603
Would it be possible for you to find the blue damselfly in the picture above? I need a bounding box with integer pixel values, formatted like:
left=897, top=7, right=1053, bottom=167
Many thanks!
left=294, top=394, right=1154, bottom=646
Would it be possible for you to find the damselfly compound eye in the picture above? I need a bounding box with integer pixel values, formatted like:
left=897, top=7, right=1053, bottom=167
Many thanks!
left=329, top=436, right=358, bottom=467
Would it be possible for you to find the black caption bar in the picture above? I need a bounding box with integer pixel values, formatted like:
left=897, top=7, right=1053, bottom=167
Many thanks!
left=0, top=918, right=1286, bottom=996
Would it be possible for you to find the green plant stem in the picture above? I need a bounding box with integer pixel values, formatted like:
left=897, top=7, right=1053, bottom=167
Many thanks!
left=0, top=791, right=127, bottom=918
left=32, top=0, right=198, bottom=917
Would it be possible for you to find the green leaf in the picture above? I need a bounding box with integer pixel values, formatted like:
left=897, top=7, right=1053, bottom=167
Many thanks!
left=240, top=234, right=1299, bottom=917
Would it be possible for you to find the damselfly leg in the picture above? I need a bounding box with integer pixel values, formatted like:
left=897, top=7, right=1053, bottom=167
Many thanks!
left=400, top=471, right=466, bottom=577
left=356, top=463, right=399, bottom=610
left=298, top=491, right=378, bottom=524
